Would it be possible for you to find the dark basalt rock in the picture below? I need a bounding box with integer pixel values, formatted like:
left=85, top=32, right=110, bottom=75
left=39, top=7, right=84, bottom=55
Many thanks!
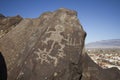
left=0, top=8, right=120, bottom=80
left=0, top=14, right=5, bottom=19
left=0, top=15, right=23, bottom=38
left=0, top=52, right=7, bottom=80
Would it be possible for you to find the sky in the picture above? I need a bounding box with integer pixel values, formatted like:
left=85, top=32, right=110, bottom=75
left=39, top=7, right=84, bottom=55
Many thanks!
left=0, top=0, right=120, bottom=44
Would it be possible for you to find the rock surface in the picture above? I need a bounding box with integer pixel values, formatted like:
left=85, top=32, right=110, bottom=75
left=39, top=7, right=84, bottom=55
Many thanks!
left=0, top=14, right=5, bottom=19
left=0, top=8, right=120, bottom=80
left=0, top=15, right=23, bottom=38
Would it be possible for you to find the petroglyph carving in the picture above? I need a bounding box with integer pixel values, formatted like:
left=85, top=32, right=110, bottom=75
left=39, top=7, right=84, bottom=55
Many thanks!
left=34, top=48, right=58, bottom=66
left=43, top=25, right=65, bottom=44
left=64, top=34, right=77, bottom=46
left=35, top=25, right=66, bottom=66
left=34, top=48, right=50, bottom=64
left=60, top=13, right=67, bottom=23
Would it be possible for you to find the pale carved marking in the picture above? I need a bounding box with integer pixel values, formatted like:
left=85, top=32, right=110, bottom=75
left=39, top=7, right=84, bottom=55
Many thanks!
left=60, top=13, right=67, bottom=23
left=35, top=25, right=79, bottom=66
left=64, top=34, right=76, bottom=46
left=35, top=25, right=66, bottom=67
left=34, top=48, right=58, bottom=66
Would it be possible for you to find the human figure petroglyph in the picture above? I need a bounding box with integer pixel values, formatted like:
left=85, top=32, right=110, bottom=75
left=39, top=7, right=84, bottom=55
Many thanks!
left=35, top=25, right=66, bottom=66
left=43, top=25, right=65, bottom=44
left=35, top=24, right=81, bottom=66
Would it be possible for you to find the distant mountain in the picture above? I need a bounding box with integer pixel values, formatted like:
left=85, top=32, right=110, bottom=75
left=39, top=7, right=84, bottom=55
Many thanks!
left=86, top=39, right=120, bottom=48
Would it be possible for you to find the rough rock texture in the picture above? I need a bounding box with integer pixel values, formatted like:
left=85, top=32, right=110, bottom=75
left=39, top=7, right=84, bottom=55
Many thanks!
left=0, top=14, right=23, bottom=38
left=81, top=53, right=120, bottom=80
left=0, top=8, right=120, bottom=80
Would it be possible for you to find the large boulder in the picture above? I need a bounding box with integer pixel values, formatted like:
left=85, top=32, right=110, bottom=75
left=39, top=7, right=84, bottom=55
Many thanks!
left=0, top=8, right=120, bottom=80
left=0, top=8, right=86, bottom=80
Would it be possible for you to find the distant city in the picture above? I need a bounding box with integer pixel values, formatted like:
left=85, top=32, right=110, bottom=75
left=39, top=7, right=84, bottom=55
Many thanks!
left=86, top=39, right=120, bottom=69
left=86, top=48, right=120, bottom=70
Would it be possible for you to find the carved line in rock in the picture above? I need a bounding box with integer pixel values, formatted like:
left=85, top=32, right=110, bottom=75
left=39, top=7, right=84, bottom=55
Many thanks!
left=34, top=25, right=66, bottom=67
left=34, top=25, right=80, bottom=66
